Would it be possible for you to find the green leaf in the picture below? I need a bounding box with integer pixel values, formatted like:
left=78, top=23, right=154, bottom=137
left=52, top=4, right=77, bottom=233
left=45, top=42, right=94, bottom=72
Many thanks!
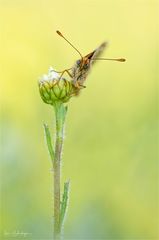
left=43, top=123, right=55, bottom=165
left=60, top=180, right=70, bottom=229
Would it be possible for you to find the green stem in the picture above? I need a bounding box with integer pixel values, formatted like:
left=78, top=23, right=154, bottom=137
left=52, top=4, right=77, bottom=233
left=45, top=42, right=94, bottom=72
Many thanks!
left=53, top=102, right=66, bottom=240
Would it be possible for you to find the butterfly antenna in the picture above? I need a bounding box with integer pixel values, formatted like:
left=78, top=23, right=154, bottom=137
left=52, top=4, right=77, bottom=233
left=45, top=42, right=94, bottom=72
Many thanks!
left=56, top=30, right=83, bottom=59
left=92, top=58, right=126, bottom=62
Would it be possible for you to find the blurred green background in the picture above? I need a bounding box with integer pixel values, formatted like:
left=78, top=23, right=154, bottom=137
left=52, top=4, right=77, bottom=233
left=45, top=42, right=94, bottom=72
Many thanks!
left=0, top=0, right=158, bottom=239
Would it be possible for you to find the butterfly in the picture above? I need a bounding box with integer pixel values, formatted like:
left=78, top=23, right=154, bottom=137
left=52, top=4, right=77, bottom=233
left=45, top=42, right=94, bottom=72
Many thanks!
left=55, top=31, right=125, bottom=95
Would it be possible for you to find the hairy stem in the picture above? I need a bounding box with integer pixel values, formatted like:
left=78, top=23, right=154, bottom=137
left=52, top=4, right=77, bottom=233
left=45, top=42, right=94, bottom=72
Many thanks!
left=53, top=102, right=66, bottom=239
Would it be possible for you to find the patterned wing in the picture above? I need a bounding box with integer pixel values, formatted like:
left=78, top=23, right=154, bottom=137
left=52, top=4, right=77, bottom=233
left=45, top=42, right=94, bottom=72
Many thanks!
left=71, top=42, right=107, bottom=93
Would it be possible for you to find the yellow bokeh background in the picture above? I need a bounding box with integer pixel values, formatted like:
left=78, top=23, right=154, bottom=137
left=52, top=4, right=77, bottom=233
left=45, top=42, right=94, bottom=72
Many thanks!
left=1, top=0, right=158, bottom=239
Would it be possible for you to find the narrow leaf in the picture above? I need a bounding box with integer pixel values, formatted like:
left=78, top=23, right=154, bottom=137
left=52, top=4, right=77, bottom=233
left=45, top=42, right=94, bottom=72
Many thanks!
left=43, top=123, right=55, bottom=165
left=60, top=180, right=70, bottom=228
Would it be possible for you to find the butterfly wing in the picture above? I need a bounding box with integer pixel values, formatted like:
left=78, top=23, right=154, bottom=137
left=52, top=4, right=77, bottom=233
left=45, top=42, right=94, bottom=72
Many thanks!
left=71, top=42, right=107, bottom=89
left=90, top=42, right=107, bottom=64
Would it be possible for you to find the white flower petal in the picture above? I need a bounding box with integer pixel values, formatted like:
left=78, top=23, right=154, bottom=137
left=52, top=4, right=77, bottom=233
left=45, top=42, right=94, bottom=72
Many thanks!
left=48, top=67, right=60, bottom=80
left=43, top=74, right=49, bottom=81
left=39, top=67, right=60, bottom=84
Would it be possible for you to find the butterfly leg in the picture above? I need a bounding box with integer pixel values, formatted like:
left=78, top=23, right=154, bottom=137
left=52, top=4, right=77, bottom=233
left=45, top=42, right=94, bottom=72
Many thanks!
left=79, top=84, right=86, bottom=88
left=51, top=68, right=73, bottom=80
left=73, top=81, right=86, bottom=89
left=59, top=69, right=73, bottom=80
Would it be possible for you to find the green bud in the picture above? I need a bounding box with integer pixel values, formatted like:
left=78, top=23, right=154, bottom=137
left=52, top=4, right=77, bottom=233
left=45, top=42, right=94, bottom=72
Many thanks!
left=39, top=67, right=74, bottom=105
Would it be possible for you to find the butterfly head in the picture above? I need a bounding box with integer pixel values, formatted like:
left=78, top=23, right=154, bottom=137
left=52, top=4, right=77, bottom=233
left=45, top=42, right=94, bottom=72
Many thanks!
left=76, top=50, right=96, bottom=71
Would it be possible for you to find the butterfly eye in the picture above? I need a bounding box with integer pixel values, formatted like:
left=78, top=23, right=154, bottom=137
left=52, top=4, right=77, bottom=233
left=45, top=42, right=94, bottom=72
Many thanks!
left=76, top=59, right=81, bottom=66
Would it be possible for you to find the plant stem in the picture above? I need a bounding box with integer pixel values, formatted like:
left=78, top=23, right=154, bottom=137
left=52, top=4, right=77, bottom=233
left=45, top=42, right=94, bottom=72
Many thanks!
left=53, top=102, right=66, bottom=240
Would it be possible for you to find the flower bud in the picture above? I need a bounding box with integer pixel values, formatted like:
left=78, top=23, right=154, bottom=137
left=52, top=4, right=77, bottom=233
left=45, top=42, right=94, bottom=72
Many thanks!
left=39, top=67, right=73, bottom=105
